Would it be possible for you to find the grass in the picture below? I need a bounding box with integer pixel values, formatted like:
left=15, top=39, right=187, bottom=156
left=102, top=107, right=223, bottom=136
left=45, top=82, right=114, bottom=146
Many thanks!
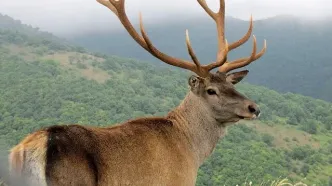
left=4, top=44, right=111, bottom=83
left=260, top=178, right=307, bottom=186
left=237, top=178, right=307, bottom=186
left=244, top=121, right=321, bottom=149
left=312, top=133, right=332, bottom=146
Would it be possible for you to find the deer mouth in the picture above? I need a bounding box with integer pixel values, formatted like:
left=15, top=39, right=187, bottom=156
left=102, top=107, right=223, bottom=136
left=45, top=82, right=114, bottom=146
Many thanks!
left=237, top=114, right=258, bottom=120
left=238, top=116, right=245, bottom=119
left=217, top=114, right=259, bottom=126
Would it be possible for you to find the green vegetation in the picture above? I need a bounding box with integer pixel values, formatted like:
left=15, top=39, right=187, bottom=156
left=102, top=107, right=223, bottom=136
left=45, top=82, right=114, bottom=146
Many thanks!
left=0, top=14, right=332, bottom=185
left=70, top=15, right=332, bottom=102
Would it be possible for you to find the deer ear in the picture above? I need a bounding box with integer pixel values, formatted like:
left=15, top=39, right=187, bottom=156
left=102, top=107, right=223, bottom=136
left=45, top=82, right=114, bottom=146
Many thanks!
left=226, top=70, right=249, bottom=84
left=188, top=75, right=204, bottom=94
left=188, top=75, right=200, bottom=88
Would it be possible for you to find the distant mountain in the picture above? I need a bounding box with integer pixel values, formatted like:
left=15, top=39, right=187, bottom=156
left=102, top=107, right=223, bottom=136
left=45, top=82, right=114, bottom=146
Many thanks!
left=0, top=13, right=82, bottom=53
left=68, top=15, right=332, bottom=102
left=1, top=13, right=332, bottom=185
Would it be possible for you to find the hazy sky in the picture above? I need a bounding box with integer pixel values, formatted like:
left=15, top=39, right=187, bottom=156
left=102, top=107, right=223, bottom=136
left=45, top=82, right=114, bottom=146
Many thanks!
left=1, top=0, right=332, bottom=35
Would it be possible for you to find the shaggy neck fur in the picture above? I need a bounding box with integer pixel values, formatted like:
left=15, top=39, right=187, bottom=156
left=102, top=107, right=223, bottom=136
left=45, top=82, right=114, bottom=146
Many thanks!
left=167, top=91, right=228, bottom=166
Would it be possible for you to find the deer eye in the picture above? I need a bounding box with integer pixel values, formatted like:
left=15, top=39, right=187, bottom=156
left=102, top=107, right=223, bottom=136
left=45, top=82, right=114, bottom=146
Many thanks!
left=207, top=89, right=217, bottom=95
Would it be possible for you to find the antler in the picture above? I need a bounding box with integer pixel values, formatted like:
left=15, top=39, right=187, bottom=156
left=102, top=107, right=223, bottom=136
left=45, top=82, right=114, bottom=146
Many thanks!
left=96, top=0, right=266, bottom=77
left=197, top=0, right=267, bottom=73
left=218, top=36, right=267, bottom=72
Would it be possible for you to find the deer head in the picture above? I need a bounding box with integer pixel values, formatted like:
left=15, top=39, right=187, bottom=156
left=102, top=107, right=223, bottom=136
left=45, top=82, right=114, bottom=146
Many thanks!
left=96, top=0, right=266, bottom=123
left=187, top=70, right=260, bottom=126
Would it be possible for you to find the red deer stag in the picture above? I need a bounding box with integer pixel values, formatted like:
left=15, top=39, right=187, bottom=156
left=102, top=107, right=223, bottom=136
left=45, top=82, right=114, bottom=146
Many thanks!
left=8, top=0, right=266, bottom=185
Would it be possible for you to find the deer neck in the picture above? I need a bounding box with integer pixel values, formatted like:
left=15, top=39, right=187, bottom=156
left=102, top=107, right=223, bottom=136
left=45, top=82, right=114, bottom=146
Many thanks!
left=167, top=91, right=227, bottom=166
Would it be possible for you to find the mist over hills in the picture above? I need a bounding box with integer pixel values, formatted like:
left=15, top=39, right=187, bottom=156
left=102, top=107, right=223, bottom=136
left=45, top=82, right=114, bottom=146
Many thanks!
left=0, top=13, right=71, bottom=45
left=1, top=12, right=332, bottom=185
left=68, top=15, right=332, bottom=102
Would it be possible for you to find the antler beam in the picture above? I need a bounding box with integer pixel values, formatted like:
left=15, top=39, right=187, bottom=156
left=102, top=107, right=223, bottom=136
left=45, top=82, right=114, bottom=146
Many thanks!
left=97, top=0, right=216, bottom=77
left=97, top=0, right=267, bottom=76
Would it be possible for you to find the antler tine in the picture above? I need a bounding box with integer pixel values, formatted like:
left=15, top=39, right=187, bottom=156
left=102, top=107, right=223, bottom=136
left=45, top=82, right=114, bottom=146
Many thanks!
left=197, top=0, right=228, bottom=66
left=96, top=0, right=118, bottom=16
left=219, top=36, right=267, bottom=73
left=185, top=29, right=201, bottom=68
left=197, top=0, right=266, bottom=73
left=204, top=40, right=229, bottom=71
left=97, top=0, right=210, bottom=77
left=228, top=15, right=253, bottom=50
left=212, top=1, right=254, bottom=57
left=197, top=0, right=218, bottom=20
left=97, top=0, right=146, bottom=50
left=139, top=14, right=207, bottom=75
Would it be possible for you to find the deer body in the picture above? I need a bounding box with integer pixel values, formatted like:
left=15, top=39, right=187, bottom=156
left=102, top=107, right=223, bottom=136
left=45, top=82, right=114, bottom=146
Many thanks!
left=10, top=91, right=231, bottom=185
left=9, top=0, right=267, bottom=185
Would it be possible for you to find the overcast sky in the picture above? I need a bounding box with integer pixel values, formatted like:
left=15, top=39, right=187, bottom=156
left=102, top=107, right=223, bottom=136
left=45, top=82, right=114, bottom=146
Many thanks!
left=1, top=0, right=332, bottom=36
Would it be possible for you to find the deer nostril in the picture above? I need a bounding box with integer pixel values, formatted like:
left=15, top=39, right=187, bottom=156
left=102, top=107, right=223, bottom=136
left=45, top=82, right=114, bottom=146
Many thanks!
left=248, top=105, right=256, bottom=113
left=248, top=105, right=260, bottom=116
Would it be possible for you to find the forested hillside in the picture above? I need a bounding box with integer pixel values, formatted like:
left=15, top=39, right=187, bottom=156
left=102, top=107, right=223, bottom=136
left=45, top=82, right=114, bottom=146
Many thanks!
left=69, top=15, right=332, bottom=102
left=0, top=14, right=332, bottom=185
left=0, top=13, right=87, bottom=54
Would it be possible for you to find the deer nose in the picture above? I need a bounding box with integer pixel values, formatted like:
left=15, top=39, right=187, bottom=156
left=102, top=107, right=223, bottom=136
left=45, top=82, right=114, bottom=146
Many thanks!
left=248, top=104, right=260, bottom=116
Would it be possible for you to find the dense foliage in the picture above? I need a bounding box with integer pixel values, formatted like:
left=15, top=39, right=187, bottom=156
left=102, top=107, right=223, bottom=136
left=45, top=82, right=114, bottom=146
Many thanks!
left=0, top=15, right=332, bottom=185
left=0, top=45, right=331, bottom=184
